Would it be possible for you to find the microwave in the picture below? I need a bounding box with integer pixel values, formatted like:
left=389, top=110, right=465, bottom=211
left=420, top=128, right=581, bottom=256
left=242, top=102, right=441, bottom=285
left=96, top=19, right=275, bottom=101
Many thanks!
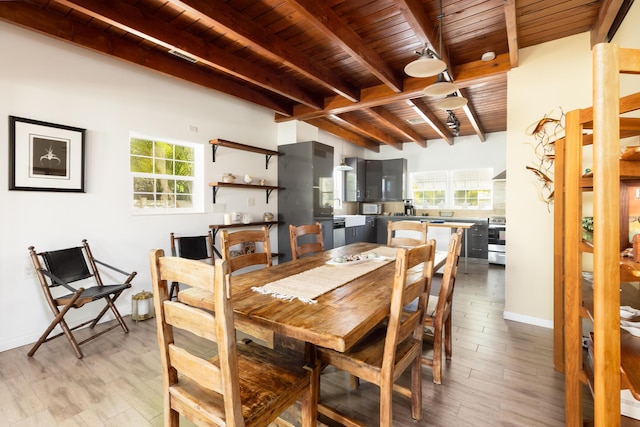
left=361, top=203, right=382, bottom=214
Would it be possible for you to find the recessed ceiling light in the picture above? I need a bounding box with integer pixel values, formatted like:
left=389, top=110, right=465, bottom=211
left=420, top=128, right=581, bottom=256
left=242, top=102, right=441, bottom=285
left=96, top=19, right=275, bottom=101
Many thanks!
left=481, top=51, right=496, bottom=62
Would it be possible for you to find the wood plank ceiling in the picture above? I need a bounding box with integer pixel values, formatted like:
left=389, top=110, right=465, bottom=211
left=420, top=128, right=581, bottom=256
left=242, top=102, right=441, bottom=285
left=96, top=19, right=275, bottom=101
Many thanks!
left=0, top=0, right=630, bottom=151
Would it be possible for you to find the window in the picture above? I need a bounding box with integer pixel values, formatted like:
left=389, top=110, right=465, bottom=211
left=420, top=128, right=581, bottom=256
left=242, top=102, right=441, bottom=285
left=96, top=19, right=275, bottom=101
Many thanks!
left=130, top=134, right=203, bottom=214
left=451, top=168, right=493, bottom=209
left=409, top=168, right=493, bottom=210
left=410, top=171, right=448, bottom=208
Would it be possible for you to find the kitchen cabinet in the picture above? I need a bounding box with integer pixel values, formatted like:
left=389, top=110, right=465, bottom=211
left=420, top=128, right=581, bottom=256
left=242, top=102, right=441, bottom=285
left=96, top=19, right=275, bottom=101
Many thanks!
left=277, top=141, right=334, bottom=262
left=556, top=44, right=640, bottom=426
left=345, top=157, right=365, bottom=202
left=365, top=160, right=382, bottom=200
left=364, top=159, right=407, bottom=201
left=345, top=217, right=376, bottom=244
left=464, top=223, right=488, bottom=259
left=381, top=158, right=406, bottom=201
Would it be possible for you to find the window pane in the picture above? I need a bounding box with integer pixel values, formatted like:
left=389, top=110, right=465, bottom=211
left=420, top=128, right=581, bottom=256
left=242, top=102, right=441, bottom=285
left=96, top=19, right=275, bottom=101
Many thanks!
left=175, top=145, right=194, bottom=161
left=154, top=159, right=174, bottom=175
left=176, top=180, right=192, bottom=194
left=130, top=156, right=152, bottom=173
left=130, top=138, right=153, bottom=156
left=133, top=177, right=154, bottom=192
left=174, top=160, right=193, bottom=176
left=154, top=142, right=173, bottom=159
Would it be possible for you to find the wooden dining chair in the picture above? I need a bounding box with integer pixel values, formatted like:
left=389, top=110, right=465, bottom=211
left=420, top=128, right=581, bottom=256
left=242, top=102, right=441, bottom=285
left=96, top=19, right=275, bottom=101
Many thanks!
left=220, top=226, right=275, bottom=347
left=422, top=228, right=463, bottom=384
left=220, top=226, right=272, bottom=274
left=317, top=240, right=436, bottom=426
left=169, top=231, right=213, bottom=300
left=387, top=220, right=428, bottom=247
left=149, top=249, right=318, bottom=427
left=28, top=240, right=136, bottom=359
left=289, top=222, right=324, bottom=260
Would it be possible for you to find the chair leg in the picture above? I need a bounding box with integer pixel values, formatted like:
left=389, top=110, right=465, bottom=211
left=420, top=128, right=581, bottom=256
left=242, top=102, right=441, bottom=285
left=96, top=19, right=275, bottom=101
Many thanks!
left=411, top=353, right=423, bottom=421
left=92, top=292, right=129, bottom=333
left=28, top=297, right=84, bottom=359
left=301, top=360, right=319, bottom=427
left=379, top=380, right=393, bottom=427
left=432, top=323, right=443, bottom=384
left=444, top=313, right=453, bottom=360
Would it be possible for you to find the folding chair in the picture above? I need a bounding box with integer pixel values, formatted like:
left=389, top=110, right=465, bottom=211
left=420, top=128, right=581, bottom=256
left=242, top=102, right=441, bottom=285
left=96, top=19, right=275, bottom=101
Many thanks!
left=169, top=231, right=213, bottom=300
left=28, top=240, right=136, bottom=359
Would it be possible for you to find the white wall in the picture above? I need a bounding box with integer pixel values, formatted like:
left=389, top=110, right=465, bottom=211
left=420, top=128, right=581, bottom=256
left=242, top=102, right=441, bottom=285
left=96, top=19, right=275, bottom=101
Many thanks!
left=505, top=33, right=593, bottom=326
left=366, top=132, right=506, bottom=174
left=0, top=22, right=283, bottom=352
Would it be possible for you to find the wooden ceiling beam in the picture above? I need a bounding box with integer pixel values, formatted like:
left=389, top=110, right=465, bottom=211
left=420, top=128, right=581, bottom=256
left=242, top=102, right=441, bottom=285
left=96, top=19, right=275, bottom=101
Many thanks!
left=335, top=112, right=403, bottom=150
left=0, top=1, right=292, bottom=115
left=55, top=0, right=322, bottom=110
left=277, top=55, right=510, bottom=123
left=459, top=87, right=486, bottom=142
left=288, top=0, right=403, bottom=93
left=304, top=118, right=380, bottom=152
left=166, top=0, right=361, bottom=102
left=504, top=0, right=519, bottom=68
left=368, top=106, right=426, bottom=148
left=407, top=98, right=453, bottom=145
left=590, top=0, right=625, bottom=45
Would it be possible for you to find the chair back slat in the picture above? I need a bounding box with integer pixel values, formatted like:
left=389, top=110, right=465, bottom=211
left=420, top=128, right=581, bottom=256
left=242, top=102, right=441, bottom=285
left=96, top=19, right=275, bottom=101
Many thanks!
left=168, top=344, right=223, bottom=393
left=42, top=247, right=92, bottom=284
left=387, top=221, right=428, bottom=247
left=163, top=300, right=218, bottom=341
left=158, top=256, right=215, bottom=292
left=221, top=227, right=272, bottom=273
left=436, top=229, right=463, bottom=315
left=289, top=223, right=324, bottom=260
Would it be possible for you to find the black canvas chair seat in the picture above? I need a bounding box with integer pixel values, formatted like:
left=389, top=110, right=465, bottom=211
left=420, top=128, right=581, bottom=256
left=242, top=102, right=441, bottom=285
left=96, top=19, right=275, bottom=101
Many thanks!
left=28, top=240, right=136, bottom=359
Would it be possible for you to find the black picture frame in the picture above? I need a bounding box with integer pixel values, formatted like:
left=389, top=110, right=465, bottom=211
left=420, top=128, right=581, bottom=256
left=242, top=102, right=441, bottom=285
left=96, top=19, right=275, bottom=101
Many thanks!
left=9, top=116, right=86, bottom=192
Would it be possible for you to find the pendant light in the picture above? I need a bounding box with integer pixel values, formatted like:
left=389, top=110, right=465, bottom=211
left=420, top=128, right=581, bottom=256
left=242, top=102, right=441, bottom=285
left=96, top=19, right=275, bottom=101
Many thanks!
left=334, top=141, right=353, bottom=171
left=422, top=73, right=457, bottom=96
left=435, top=93, right=468, bottom=110
left=421, top=0, right=468, bottom=107
left=404, top=45, right=446, bottom=78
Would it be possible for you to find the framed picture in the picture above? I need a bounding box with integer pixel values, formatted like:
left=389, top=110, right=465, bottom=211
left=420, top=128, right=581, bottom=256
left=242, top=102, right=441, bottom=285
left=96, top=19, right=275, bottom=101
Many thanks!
left=9, top=116, right=86, bottom=192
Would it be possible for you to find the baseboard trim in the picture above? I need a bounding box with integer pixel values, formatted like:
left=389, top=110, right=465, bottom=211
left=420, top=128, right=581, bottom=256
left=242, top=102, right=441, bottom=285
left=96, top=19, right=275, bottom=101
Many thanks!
left=503, top=311, right=553, bottom=329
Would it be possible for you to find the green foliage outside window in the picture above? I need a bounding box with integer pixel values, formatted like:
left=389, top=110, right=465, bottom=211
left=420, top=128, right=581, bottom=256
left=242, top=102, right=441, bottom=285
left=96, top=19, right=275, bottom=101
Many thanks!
left=130, top=137, right=196, bottom=210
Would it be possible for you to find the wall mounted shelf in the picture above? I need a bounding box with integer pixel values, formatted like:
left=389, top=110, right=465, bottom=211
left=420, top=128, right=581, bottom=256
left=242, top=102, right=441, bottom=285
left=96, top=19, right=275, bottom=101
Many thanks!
left=209, top=182, right=280, bottom=204
left=210, top=138, right=280, bottom=169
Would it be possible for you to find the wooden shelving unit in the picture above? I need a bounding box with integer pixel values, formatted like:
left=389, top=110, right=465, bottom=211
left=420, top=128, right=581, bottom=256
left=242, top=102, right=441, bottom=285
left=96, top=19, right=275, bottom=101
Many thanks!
left=555, top=44, right=640, bottom=426
left=210, top=138, right=279, bottom=169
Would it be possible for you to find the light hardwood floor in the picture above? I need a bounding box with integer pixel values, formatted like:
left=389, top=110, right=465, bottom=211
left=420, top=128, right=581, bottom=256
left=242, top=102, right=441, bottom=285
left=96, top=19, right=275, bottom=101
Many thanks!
left=0, top=263, right=573, bottom=426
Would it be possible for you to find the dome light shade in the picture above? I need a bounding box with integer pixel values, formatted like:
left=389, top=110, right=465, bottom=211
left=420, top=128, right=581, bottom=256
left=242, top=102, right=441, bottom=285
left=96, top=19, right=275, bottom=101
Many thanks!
left=404, top=55, right=446, bottom=78
left=423, top=73, right=458, bottom=96
left=335, top=159, right=353, bottom=171
left=435, top=94, right=468, bottom=110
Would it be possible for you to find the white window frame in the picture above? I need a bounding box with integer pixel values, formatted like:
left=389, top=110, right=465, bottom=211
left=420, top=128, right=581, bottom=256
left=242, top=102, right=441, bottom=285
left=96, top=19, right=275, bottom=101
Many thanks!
left=409, top=170, right=449, bottom=209
left=450, top=168, right=494, bottom=209
left=409, top=168, right=494, bottom=210
left=130, top=133, right=204, bottom=215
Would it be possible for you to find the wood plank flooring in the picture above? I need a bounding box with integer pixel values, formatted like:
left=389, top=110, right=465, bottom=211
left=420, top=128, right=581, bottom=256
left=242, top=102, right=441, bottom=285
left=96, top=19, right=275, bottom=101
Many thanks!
left=0, top=263, right=573, bottom=426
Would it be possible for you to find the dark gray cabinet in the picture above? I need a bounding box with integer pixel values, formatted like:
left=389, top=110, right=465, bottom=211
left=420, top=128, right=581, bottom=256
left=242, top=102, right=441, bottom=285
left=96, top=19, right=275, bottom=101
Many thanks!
left=364, top=159, right=406, bottom=201
left=364, top=160, right=382, bottom=201
left=381, top=158, right=406, bottom=201
left=345, top=157, right=365, bottom=202
left=277, top=141, right=334, bottom=262
left=345, top=217, right=376, bottom=245
left=464, top=222, right=488, bottom=259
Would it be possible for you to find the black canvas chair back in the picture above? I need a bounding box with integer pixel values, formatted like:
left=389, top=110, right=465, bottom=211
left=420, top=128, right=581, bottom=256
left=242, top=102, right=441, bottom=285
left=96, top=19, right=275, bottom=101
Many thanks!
left=28, top=240, right=136, bottom=359
left=169, top=231, right=213, bottom=299
left=42, top=247, right=93, bottom=284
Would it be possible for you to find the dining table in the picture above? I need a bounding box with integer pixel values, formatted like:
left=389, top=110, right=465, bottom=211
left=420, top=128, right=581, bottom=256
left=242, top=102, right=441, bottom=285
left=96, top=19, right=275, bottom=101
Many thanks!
left=178, top=242, right=447, bottom=353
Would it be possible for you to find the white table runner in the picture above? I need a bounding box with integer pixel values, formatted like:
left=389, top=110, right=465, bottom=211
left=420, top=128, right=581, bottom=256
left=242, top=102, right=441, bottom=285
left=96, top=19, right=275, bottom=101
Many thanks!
left=252, top=247, right=397, bottom=303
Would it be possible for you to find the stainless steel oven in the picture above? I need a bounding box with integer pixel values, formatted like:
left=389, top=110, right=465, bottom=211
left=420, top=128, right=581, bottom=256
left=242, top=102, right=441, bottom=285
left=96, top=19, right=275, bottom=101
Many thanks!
left=488, top=216, right=506, bottom=265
